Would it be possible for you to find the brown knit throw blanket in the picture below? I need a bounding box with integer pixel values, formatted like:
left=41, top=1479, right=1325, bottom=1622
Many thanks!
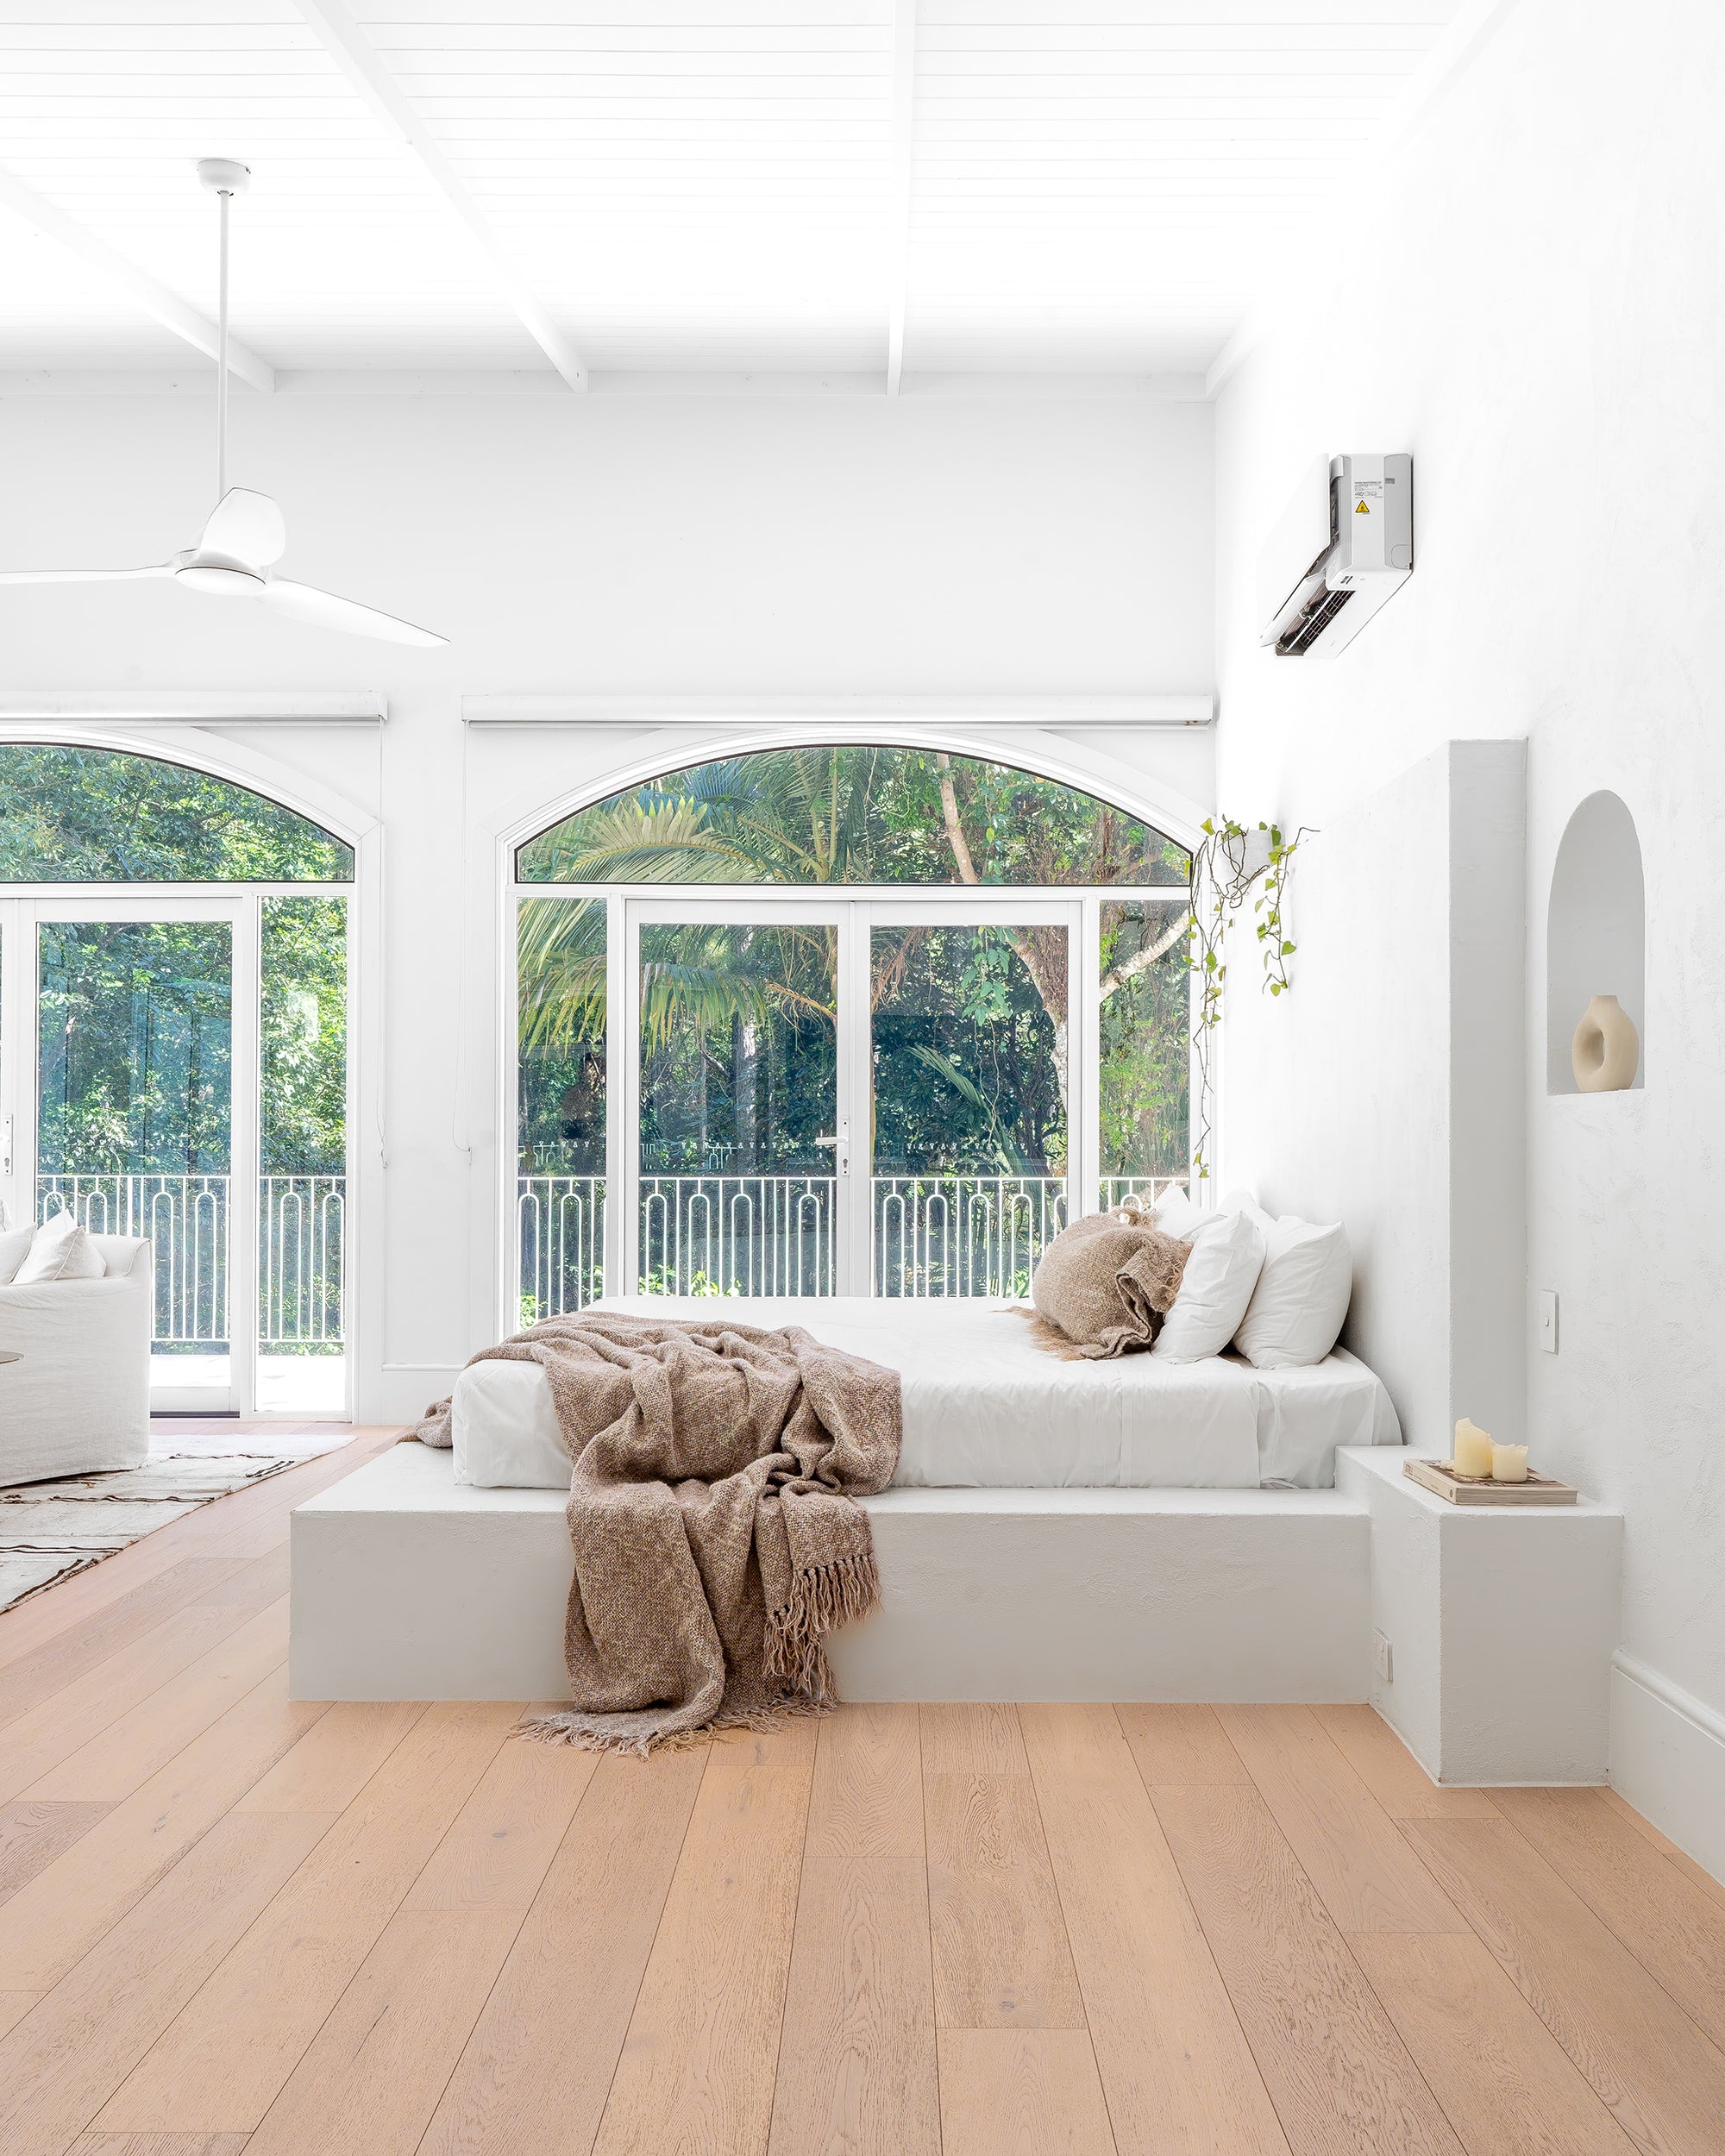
left=415, top=1313, right=901, bottom=1754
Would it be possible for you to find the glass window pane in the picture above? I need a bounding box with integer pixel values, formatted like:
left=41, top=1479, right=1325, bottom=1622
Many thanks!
left=38, top=918, right=232, bottom=1393
left=638, top=919, right=836, bottom=1296
left=870, top=923, right=1068, bottom=1297
left=1099, top=899, right=1190, bottom=1207
left=518, top=746, right=1188, bottom=888
left=517, top=896, right=606, bottom=1320
left=0, top=744, right=352, bottom=882
left=260, top=896, right=347, bottom=1412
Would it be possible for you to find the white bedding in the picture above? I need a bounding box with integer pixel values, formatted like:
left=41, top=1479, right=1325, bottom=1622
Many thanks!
left=451, top=1297, right=1401, bottom=1493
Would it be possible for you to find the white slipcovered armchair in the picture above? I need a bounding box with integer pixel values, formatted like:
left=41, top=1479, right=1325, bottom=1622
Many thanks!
left=0, top=1234, right=154, bottom=1485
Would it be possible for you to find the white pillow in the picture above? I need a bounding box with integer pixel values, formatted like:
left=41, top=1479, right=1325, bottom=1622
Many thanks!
left=0, top=1227, right=33, bottom=1285
left=1152, top=1203, right=1266, bottom=1363
left=1151, top=1186, right=1206, bottom=1239
left=12, top=1211, right=106, bottom=1284
left=1233, top=1213, right=1352, bottom=1369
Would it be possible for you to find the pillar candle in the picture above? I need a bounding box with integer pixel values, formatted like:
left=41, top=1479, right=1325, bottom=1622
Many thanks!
left=1453, top=1419, right=1494, bottom=1478
left=1491, top=1442, right=1529, bottom=1483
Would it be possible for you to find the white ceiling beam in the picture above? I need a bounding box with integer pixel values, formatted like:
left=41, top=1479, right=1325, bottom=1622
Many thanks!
left=291, top=0, right=587, bottom=393
left=885, top=0, right=919, bottom=397
left=0, top=164, right=274, bottom=393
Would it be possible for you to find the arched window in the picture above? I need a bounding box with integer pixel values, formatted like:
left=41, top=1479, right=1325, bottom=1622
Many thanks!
left=0, top=743, right=353, bottom=882
left=518, top=744, right=1189, bottom=887
left=512, top=743, right=1193, bottom=1315
left=1, top=741, right=350, bottom=1418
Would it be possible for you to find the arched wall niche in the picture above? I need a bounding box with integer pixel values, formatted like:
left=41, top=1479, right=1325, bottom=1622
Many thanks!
left=1546, top=789, right=1645, bottom=1094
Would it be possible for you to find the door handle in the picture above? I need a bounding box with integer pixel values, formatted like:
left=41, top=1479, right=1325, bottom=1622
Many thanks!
left=815, top=1125, right=850, bottom=1176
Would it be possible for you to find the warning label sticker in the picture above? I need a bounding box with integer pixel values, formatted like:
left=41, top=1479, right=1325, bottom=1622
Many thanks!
left=1355, top=499, right=1371, bottom=513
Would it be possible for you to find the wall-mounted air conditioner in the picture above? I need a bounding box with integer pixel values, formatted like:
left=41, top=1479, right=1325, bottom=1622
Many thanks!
left=1257, top=453, right=1413, bottom=657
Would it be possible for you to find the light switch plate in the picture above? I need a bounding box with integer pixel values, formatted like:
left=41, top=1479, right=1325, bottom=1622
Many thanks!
left=1538, top=1289, right=1559, bottom=1352
left=1373, top=1630, right=1394, bottom=1683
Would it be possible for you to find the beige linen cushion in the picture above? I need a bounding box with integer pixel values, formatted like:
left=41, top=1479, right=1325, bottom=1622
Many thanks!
left=1030, top=1210, right=1191, bottom=1359
left=13, top=1210, right=106, bottom=1284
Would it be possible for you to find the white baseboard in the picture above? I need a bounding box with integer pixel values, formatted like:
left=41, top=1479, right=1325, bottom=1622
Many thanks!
left=1609, top=1651, right=1725, bottom=1887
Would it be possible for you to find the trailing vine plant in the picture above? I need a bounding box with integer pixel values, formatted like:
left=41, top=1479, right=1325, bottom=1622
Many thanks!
left=1189, top=817, right=1312, bottom=1180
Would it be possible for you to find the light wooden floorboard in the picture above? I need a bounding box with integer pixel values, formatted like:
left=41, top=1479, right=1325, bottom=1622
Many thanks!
left=1151, top=1782, right=1465, bottom=2156
left=0, top=1797, right=114, bottom=1904
left=920, top=1700, right=1028, bottom=1775
left=1115, top=1702, right=1249, bottom=1785
left=5, top=1492, right=1724, bottom=2156
left=0, top=1808, right=335, bottom=2156
left=1216, top=1705, right=1471, bottom=1934
left=67, top=2133, right=254, bottom=2154
left=766, top=1856, right=940, bottom=2156
left=1021, top=1702, right=1291, bottom=2156
left=98, top=1699, right=521, bottom=2134
left=589, top=1724, right=816, bottom=2156
left=0, top=1667, right=326, bottom=1990
left=24, top=1598, right=290, bottom=1802
left=417, top=1744, right=707, bottom=2156
left=938, top=2027, right=1119, bottom=2156
left=1352, top=1930, right=1640, bottom=2156
left=0, top=1601, right=240, bottom=1802
left=806, top=1699, right=924, bottom=1858
left=1407, top=1817, right=1725, bottom=2156
left=925, top=1770, right=1085, bottom=2028
left=245, top=1905, right=524, bottom=2156
left=1310, top=1704, right=1502, bottom=1819
left=1490, top=1785, right=1725, bottom=2049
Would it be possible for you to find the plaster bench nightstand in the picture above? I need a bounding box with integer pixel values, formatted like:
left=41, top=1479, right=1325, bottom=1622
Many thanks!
left=1335, top=1445, right=1623, bottom=1785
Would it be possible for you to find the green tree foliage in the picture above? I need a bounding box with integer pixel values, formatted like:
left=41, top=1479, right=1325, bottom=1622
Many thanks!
left=0, top=743, right=353, bottom=882
left=515, top=748, right=1192, bottom=1186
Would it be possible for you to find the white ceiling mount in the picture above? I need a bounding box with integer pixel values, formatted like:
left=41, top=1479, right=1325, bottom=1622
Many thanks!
left=196, top=160, right=251, bottom=200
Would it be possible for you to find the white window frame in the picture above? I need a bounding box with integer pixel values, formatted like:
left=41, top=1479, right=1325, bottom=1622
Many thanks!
left=503, top=878, right=1192, bottom=1323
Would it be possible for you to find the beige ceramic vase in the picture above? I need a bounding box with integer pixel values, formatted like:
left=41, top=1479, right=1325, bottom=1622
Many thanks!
left=1571, top=993, right=1640, bottom=1092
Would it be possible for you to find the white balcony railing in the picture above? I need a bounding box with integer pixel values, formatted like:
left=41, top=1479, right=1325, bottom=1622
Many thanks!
left=36, top=1173, right=343, bottom=1351
left=516, top=1170, right=1188, bottom=1318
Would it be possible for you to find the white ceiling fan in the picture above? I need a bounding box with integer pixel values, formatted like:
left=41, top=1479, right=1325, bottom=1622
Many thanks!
left=0, top=160, right=447, bottom=648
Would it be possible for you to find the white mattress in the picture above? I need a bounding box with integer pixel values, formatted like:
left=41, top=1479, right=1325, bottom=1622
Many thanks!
left=451, top=1297, right=1401, bottom=1494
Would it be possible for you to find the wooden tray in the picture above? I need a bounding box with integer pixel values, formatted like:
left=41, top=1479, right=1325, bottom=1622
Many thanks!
left=1403, top=1457, right=1578, bottom=1505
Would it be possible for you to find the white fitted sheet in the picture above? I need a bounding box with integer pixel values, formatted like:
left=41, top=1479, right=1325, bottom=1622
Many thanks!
left=451, top=1298, right=1401, bottom=1494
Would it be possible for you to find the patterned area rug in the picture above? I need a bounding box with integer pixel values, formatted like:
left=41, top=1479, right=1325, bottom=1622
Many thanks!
left=0, top=1430, right=349, bottom=1616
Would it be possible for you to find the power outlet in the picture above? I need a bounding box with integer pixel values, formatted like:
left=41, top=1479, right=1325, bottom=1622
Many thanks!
left=1373, top=1631, right=1394, bottom=1684
left=1538, top=1289, right=1559, bottom=1353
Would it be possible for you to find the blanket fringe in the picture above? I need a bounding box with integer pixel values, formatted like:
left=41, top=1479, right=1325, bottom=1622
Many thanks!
left=518, top=1693, right=832, bottom=1758
left=764, top=1551, right=881, bottom=1698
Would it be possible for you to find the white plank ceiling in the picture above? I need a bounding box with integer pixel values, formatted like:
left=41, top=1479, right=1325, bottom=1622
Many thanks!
left=0, top=1, right=1467, bottom=385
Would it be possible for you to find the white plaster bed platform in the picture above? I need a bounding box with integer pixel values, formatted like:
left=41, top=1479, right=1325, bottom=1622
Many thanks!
left=289, top=1439, right=1371, bottom=1705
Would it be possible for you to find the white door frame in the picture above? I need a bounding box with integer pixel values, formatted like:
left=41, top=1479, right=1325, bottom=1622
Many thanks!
left=9, top=893, right=258, bottom=1414
left=620, top=894, right=855, bottom=1294
left=614, top=892, right=1082, bottom=1300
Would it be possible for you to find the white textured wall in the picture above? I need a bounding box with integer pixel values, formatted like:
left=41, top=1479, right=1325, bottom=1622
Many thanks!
left=0, top=387, right=1215, bottom=1412
left=1213, top=0, right=1725, bottom=1862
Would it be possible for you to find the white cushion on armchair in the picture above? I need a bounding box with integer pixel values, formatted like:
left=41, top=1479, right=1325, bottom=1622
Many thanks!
left=0, top=1234, right=153, bottom=1485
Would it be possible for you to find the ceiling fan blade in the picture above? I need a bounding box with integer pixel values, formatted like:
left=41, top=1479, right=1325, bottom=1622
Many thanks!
left=198, top=487, right=285, bottom=566
left=0, top=564, right=173, bottom=584
left=259, top=576, right=448, bottom=648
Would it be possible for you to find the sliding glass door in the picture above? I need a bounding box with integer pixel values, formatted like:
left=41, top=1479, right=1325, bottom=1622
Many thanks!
left=869, top=904, right=1073, bottom=1298
left=22, top=898, right=252, bottom=1412
left=0, top=893, right=348, bottom=1415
